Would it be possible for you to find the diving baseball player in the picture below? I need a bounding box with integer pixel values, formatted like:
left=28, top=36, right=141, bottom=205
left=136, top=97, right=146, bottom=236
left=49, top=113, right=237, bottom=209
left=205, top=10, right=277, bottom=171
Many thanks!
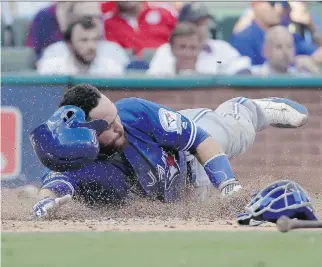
left=30, top=83, right=308, bottom=218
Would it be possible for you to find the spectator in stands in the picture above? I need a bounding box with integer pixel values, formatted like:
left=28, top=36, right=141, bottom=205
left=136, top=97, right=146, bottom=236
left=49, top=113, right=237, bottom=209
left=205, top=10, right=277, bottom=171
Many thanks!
left=101, top=1, right=179, bottom=18
left=148, top=22, right=201, bottom=76
left=39, top=6, right=130, bottom=68
left=148, top=3, right=251, bottom=75
left=231, top=1, right=322, bottom=67
left=103, top=2, right=177, bottom=55
left=37, top=16, right=124, bottom=76
left=251, top=26, right=320, bottom=76
left=39, top=31, right=130, bottom=69
left=288, top=2, right=322, bottom=46
left=233, top=2, right=322, bottom=47
left=26, top=2, right=102, bottom=60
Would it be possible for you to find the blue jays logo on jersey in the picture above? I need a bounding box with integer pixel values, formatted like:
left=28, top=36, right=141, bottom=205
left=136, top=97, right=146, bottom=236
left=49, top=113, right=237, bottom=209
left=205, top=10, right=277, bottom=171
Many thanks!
left=158, top=149, right=181, bottom=190
left=146, top=149, right=181, bottom=191
left=158, top=108, right=182, bottom=134
left=165, top=151, right=181, bottom=190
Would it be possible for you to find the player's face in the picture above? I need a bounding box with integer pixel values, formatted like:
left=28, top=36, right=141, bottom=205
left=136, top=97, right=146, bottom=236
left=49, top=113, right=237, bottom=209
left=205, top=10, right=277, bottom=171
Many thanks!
left=89, top=95, right=127, bottom=153
left=171, top=34, right=201, bottom=73
left=70, top=24, right=100, bottom=65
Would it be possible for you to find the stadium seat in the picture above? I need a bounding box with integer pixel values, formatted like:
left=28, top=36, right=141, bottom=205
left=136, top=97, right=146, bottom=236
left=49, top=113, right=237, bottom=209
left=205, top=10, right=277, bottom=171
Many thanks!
left=1, top=20, right=5, bottom=46
left=125, top=48, right=133, bottom=57
left=142, top=48, right=156, bottom=64
left=126, top=60, right=149, bottom=71
left=216, top=16, right=239, bottom=42
left=12, top=18, right=32, bottom=46
left=1, top=47, right=36, bottom=72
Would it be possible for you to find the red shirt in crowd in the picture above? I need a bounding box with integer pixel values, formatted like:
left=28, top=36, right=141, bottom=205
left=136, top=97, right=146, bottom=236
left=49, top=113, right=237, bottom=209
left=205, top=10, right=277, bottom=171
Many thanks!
left=102, top=2, right=177, bottom=55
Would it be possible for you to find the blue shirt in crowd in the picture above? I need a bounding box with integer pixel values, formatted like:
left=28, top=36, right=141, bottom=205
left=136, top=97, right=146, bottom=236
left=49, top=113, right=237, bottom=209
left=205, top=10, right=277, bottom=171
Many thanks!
left=230, top=21, right=319, bottom=65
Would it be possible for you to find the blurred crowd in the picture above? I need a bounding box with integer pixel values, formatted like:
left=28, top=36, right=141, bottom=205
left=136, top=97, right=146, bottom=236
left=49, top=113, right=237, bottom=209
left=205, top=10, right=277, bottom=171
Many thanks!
left=1, top=1, right=322, bottom=77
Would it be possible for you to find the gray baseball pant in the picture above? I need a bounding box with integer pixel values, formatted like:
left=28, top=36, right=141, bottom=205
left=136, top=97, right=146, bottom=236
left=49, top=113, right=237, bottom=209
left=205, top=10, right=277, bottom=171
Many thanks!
left=179, top=97, right=269, bottom=188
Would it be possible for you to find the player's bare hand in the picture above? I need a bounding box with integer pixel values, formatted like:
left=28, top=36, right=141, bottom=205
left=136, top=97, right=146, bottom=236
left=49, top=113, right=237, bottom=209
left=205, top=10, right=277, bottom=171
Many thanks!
left=32, top=194, right=72, bottom=219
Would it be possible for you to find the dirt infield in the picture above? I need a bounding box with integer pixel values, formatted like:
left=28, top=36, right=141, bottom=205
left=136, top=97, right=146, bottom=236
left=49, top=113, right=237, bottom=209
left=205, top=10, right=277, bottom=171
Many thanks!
left=2, top=219, right=277, bottom=232
left=2, top=176, right=321, bottom=233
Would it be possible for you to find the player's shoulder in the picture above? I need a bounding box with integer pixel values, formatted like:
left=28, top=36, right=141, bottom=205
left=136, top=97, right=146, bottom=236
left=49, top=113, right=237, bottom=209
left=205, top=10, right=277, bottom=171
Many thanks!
left=115, top=98, right=153, bottom=127
left=117, top=97, right=156, bottom=104
left=115, top=97, right=142, bottom=107
left=116, top=97, right=157, bottom=112
left=116, top=97, right=145, bottom=116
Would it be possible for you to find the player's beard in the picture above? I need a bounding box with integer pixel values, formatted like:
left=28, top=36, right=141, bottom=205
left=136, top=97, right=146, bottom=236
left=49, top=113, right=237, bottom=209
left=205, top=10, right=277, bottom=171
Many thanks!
left=99, top=134, right=129, bottom=156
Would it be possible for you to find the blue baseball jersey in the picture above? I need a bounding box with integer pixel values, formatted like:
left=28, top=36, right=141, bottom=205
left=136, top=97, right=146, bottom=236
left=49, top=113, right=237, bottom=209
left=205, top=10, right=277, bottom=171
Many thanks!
left=40, top=98, right=209, bottom=205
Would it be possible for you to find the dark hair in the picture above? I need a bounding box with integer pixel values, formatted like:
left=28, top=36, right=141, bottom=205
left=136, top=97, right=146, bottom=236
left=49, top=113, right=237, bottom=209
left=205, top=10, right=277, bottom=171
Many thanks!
left=178, top=3, right=210, bottom=22
left=59, top=83, right=101, bottom=120
left=169, top=22, right=199, bottom=45
left=63, top=16, right=96, bottom=42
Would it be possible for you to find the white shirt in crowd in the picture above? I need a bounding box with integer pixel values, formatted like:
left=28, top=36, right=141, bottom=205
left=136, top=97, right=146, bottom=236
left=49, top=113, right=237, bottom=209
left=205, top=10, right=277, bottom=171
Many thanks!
left=147, top=39, right=251, bottom=76
left=37, top=49, right=124, bottom=77
left=251, top=63, right=312, bottom=76
left=40, top=40, right=130, bottom=68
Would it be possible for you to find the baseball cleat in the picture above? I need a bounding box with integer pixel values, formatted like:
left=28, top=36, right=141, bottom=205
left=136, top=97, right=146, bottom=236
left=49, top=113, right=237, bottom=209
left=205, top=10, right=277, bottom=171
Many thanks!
left=253, top=97, right=308, bottom=128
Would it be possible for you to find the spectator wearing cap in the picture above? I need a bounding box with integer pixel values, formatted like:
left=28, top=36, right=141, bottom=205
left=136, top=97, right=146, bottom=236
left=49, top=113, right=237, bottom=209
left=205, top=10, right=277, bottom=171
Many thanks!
left=26, top=2, right=102, bottom=60
left=37, top=16, right=124, bottom=77
left=103, top=2, right=177, bottom=55
left=251, top=26, right=319, bottom=76
left=149, top=3, right=251, bottom=75
left=231, top=1, right=322, bottom=67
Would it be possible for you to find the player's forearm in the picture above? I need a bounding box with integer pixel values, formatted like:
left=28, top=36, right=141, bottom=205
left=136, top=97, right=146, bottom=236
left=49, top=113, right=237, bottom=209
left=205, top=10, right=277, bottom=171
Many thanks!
left=185, top=125, right=240, bottom=194
left=195, top=136, right=222, bottom=164
left=194, top=136, right=240, bottom=193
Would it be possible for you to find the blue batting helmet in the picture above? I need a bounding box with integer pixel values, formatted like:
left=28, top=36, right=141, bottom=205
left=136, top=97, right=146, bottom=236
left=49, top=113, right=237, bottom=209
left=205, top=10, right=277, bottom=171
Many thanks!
left=29, top=105, right=108, bottom=172
left=237, top=180, right=318, bottom=226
